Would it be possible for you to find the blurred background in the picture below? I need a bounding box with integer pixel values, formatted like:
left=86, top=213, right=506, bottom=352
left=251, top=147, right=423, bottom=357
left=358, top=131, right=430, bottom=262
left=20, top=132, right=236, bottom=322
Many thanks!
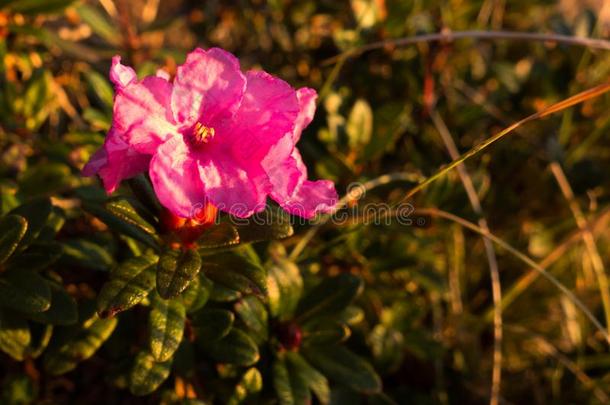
left=3, top=0, right=610, bottom=404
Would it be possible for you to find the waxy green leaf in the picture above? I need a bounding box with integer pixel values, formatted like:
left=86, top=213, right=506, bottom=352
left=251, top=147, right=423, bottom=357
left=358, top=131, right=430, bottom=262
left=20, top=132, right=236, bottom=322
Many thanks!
left=233, top=204, right=293, bottom=243
left=198, top=222, right=240, bottom=250
left=9, top=198, right=52, bottom=250
left=43, top=315, right=117, bottom=375
left=149, top=295, right=185, bottom=362
left=286, top=352, right=330, bottom=404
left=97, top=254, right=158, bottom=317
left=82, top=202, right=158, bottom=250
left=0, top=310, right=30, bottom=361
left=296, top=274, right=363, bottom=321
left=200, top=328, right=259, bottom=366
left=303, top=345, right=381, bottom=394
left=0, top=215, right=27, bottom=265
left=157, top=248, right=202, bottom=299
left=0, top=269, right=51, bottom=313
left=129, top=350, right=172, bottom=396
left=268, top=258, right=303, bottom=320
left=202, top=252, right=267, bottom=297
left=29, top=279, right=78, bottom=325
left=235, top=296, right=268, bottom=343
left=192, top=308, right=234, bottom=342
left=5, top=241, right=63, bottom=272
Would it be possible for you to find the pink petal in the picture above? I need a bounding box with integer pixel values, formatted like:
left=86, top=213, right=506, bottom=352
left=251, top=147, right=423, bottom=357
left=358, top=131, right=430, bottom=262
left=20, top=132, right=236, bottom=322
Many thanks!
left=261, top=87, right=337, bottom=218
left=113, top=76, right=177, bottom=154
left=90, top=129, right=150, bottom=193
left=281, top=179, right=338, bottom=219
left=110, top=56, right=137, bottom=89
left=263, top=137, right=303, bottom=203
left=223, top=70, right=300, bottom=163
left=82, top=147, right=108, bottom=177
left=82, top=128, right=150, bottom=193
left=262, top=86, right=322, bottom=214
left=198, top=152, right=269, bottom=218
left=155, top=69, right=170, bottom=81
left=149, top=137, right=207, bottom=218
left=171, top=48, right=246, bottom=127
left=292, top=87, right=317, bottom=142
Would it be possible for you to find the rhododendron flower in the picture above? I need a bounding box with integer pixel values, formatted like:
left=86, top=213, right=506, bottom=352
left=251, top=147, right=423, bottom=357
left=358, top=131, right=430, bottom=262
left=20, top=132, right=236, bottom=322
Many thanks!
left=83, top=48, right=337, bottom=219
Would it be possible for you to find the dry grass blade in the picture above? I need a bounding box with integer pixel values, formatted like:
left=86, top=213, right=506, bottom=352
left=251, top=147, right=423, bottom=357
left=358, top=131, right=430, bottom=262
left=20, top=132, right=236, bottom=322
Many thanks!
left=415, top=207, right=610, bottom=345
left=324, top=30, right=610, bottom=65
left=403, top=82, right=610, bottom=202
left=431, top=111, right=503, bottom=405
left=550, top=162, right=610, bottom=334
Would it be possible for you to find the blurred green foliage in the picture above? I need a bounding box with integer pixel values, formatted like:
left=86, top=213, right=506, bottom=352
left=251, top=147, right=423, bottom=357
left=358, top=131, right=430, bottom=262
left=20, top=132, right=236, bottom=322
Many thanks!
left=2, top=0, right=610, bottom=404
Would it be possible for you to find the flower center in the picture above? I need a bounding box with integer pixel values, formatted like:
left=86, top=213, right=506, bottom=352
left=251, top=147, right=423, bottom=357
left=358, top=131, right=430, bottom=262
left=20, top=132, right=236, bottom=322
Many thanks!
left=191, top=122, right=215, bottom=147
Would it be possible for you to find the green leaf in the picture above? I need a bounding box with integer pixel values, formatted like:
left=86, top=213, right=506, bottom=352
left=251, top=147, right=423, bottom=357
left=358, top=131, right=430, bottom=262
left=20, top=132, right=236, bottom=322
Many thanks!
left=228, top=367, right=263, bottom=405
left=200, top=328, right=259, bottom=366
left=202, top=252, right=267, bottom=297
left=43, top=315, right=117, bottom=375
left=0, top=214, right=27, bottom=264
left=0, top=374, right=38, bottom=404
left=75, top=4, right=121, bottom=45
left=234, top=296, right=268, bottom=343
left=76, top=4, right=122, bottom=45
left=28, top=279, right=78, bottom=325
left=27, top=323, right=53, bottom=359
left=9, top=198, right=52, bottom=250
left=286, top=352, right=330, bottom=404
left=36, top=206, right=65, bottom=241
left=84, top=69, right=114, bottom=110
left=21, top=70, right=55, bottom=130
left=351, top=0, right=380, bottom=28
left=61, top=238, right=114, bottom=271
left=302, top=319, right=351, bottom=345
left=296, top=274, right=363, bottom=321
left=273, top=354, right=312, bottom=405
left=338, top=305, right=365, bottom=325
left=4, top=0, right=74, bottom=14
left=157, top=248, right=202, bottom=299
left=18, top=163, right=71, bottom=196
left=82, top=202, right=159, bottom=250
left=303, top=345, right=381, bottom=394
left=0, top=310, right=30, bottom=361
left=198, top=222, right=240, bottom=249
left=241, top=367, right=263, bottom=393
left=97, top=254, right=158, bottom=317
left=209, top=283, right=242, bottom=302
left=127, top=175, right=162, bottom=214
left=273, top=357, right=294, bottom=405
left=192, top=308, right=234, bottom=342
left=233, top=204, right=293, bottom=243
left=105, top=197, right=157, bottom=236
left=13, top=25, right=100, bottom=62
left=5, top=241, right=63, bottom=272
left=288, top=361, right=311, bottom=405
left=0, top=269, right=51, bottom=313
left=180, top=276, right=211, bottom=313
left=268, top=258, right=303, bottom=320
left=149, top=295, right=186, bottom=362
left=347, top=99, right=373, bottom=150
left=82, top=107, right=111, bottom=130
left=129, top=350, right=172, bottom=396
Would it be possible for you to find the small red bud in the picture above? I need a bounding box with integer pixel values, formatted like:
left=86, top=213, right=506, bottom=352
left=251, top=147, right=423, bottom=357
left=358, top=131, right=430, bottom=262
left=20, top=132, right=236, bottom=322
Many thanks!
left=276, top=321, right=302, bottom=351
left=160, top=202, right=218, bottom=248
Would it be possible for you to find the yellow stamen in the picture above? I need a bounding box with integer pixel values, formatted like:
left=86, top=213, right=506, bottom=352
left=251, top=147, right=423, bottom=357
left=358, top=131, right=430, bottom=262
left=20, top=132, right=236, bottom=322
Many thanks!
left=193, top=122, right=215, bottom=144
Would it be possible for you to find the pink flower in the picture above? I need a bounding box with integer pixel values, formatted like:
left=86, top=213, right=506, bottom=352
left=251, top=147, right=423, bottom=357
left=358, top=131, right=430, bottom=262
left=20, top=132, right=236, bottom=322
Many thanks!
left=83, top=48, right=337, bottom=219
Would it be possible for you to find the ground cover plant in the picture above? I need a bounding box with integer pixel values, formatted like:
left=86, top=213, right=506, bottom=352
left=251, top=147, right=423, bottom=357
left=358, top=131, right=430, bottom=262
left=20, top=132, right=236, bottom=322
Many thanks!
left=2, top=0, right=610, bottom=404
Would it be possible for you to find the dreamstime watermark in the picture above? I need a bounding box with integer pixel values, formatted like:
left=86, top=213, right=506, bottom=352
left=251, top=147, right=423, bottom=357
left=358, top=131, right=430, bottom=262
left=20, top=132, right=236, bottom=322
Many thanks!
left=189, top=182, right=428, bottom=227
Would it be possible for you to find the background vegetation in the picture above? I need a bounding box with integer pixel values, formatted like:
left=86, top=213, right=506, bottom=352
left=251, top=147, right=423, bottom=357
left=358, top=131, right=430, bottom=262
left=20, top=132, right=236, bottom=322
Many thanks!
left=2, top=0, right=610, bottom=403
